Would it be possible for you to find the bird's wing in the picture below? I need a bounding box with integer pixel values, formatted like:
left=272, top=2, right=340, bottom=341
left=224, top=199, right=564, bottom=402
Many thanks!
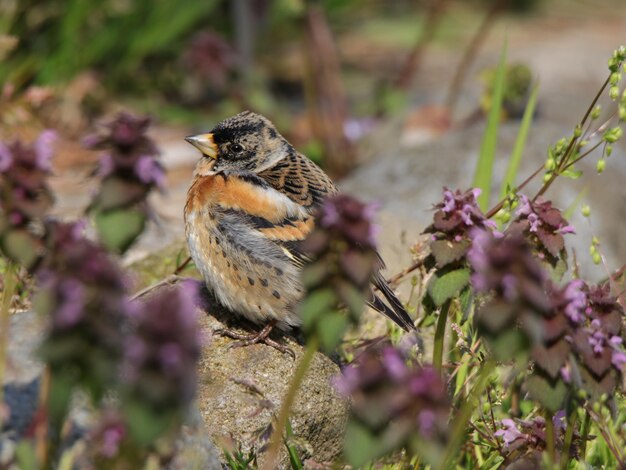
left=257, top=151, right=338, bottom=210
left=221, top=164, right=416, bottom=331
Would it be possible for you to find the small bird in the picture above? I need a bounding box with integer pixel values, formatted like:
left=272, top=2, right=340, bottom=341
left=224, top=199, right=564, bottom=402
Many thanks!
left=184, top=111, right=415, bottom=353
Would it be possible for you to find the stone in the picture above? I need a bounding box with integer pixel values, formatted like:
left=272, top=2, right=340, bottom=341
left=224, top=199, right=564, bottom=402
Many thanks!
left=193, top=287, right=349, bottom=468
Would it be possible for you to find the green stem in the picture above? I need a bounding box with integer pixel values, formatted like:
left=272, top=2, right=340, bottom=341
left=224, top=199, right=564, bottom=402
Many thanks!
left=580, top=411, right=591, bottom=458
left=0, top=262, right=17, bottom=407
left=560, top=410, right=577, bottom=470
left=433, top=300, right=451, bottom=371
left=437, top=360, right=495, bottom=470
left=262, top=336, right=319, bottom=470
left=544, top=409, right=555, bottom=466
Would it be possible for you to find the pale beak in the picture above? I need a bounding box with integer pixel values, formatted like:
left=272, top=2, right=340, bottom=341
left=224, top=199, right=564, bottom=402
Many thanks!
left=185, top=133, right=218, bottom=159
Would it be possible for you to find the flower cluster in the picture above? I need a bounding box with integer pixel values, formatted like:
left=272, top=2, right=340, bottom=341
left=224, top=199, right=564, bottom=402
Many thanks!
left=121, top=281, right=202, bottom=444
left=468, top=227, right=626, bottom=407
left=0, top=131, right=56, bottom=268
left=510, top=195, right=574, bottom=259
left=427, top=188, right=496, bottom=242
left=300, top=194, right=379, bottom=351
left=495, top=413, right=582, bottom=465
left=469, top=230, right=550, bottom=360
left=424, top=188, right=497, bottom=270
left=36, top=221, right=130, bottom=413
left=84, top=112, right=164, bottom=252
left=335, top=342, right=450, bottom=467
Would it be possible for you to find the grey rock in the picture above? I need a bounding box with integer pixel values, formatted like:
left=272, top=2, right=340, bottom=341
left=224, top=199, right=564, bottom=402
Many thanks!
left=193, top=288, right=348, bottom=468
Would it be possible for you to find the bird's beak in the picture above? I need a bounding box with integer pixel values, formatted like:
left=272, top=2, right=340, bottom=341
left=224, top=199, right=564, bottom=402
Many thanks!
left=185, top=133, right=218, bottom=159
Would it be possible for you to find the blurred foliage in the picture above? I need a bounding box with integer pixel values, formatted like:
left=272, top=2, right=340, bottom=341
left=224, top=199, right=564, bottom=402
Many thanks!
left=0, top=0, right=220, bottom=92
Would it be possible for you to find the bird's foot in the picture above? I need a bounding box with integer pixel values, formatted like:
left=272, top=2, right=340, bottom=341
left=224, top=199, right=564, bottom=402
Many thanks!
left=214, top=321, right=295, bottom=358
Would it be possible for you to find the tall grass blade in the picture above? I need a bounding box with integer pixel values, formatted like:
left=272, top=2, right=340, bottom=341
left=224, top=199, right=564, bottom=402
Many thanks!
left=473, top=40, right=507, bottom=210
left=499, top=83, right=539, bottom=198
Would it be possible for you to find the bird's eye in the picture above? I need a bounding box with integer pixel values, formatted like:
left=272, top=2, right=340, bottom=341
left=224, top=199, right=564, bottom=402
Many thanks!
left=230, top=143, right=245, bottom=153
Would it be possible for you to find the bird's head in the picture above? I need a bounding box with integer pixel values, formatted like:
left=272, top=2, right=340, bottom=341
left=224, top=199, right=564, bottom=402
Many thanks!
left=185, top=111, right=291, bottom=176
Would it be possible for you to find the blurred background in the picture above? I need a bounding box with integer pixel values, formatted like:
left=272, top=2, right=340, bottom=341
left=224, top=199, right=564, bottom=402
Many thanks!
left=1, top=0, right=625, bottom=282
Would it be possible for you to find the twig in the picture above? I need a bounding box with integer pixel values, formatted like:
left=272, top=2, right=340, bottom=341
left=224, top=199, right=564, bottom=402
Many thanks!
left=445, top=0, right=509, bottom=114
left=131, top=275, right=185, bottom=300
left=393, top=0, right=448, bottom=91
left=174, top=256, right=192, bottom=275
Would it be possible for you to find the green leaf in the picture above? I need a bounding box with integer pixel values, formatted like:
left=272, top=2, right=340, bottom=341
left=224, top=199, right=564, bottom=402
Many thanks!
left=344, top=421, right=384, bottom=468
left=430, top=239, right=470, bottom=268
left=0, top=229, right=41, bottom=269
left=94, top=208, right=146, bottom=253
left=316, top=310, right=348, bottom=352
left=427, top=268, right=470, bottom=306
left=458, top=285, right=474, bottom=322
left=474, top=40, right=507, bottom=210
left=284, top=420, right=303, bottom=470
left=525, top=374, right=568, bottom=412
left=499, top=83, right=539, bottom=198
left=299, top=289, right=336, bottom=329
left=125, top=401, right=173, bottom=445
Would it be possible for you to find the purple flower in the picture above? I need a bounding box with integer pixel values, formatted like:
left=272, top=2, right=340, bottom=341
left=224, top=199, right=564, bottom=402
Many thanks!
left=122, top=281, right=201, bottom=408
left=442, top=190, right=456, bottom=213
left=527, top=213, right=541, bottom=232
left=515, top=195, right=532, bottom=217
left=53, top=278, right=86, bottom=328
left=495, top=419, right=523, bottom=447
left=382, top=347, right=407, bottom=380
left=34, top=129, right=57, bottom=171
left=612, top=351, right=626, bottom=368
left=563, top=280, right=587, bottom=324
left=98, top=153, right=114, bottom=177
left=417, top=409, right=436, bottom=437
left=0, top=142, right=12, bottom=172
left=135, top=155, right=165, bottom=187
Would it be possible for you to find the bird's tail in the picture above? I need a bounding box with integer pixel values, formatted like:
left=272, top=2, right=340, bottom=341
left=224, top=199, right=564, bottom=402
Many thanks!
left=368, top=273, right=416, bottom=332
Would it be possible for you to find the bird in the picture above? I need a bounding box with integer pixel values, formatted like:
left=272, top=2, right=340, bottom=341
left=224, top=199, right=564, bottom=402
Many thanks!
left=184, top=111, right=416, bottom=354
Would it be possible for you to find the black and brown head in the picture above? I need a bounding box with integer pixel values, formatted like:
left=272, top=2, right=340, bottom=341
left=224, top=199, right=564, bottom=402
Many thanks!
left=186, top=111, right=291, bottom=176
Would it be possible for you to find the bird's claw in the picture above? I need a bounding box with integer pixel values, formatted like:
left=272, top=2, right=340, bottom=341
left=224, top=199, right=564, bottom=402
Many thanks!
left=213, top=326, right=295, bottom=359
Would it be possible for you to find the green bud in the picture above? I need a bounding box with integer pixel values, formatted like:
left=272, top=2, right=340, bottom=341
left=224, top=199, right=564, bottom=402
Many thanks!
left=498, top=210, right=511, bottom=223
left=592, top=236, right=600, bottom=245
left=573, top=124, right=582, bottom=137
left=619, top=106, right=626, bottom=121
left=543, top=173, right=551, bottom=183
left=603, top=126, right=623, bottom=143
left=590, top=105, right=601, bottom=120
left=590, top=244, right=596, bottom=256
left=545, top=158, right=556, bottom=170
left=578, top=139, right=589, bottom=147
left=596, top=159, right=606, bottom=173
left=593, top=252, right=602, bottom=265
left=610, top=86, right=619, bottom=100
left=510, top=199, right=519, bottom=210
left=606, top=144, right=613, bottom=157
left=610, top=72, right=621, bottom=86
left=581, top=204, right=591, bottom=217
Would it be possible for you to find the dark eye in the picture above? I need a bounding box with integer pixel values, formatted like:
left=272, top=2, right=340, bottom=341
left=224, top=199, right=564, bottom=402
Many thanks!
left=230, top=143, right=245, bottom=153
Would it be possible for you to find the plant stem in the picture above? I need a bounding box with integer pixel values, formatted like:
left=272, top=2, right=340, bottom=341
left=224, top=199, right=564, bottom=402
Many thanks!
left=544, top=409, right=555, bottom=466
left=560, top=410, right=578, bottom=470
left=0, top=262, right=17, bottom=407
left=433, top=300, right=451, bottom=371
left=579, top=410, right=591, bottom=457
left=437, top=360, right=494, bottom=470
left=262, top=336, right=319, bottom=470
